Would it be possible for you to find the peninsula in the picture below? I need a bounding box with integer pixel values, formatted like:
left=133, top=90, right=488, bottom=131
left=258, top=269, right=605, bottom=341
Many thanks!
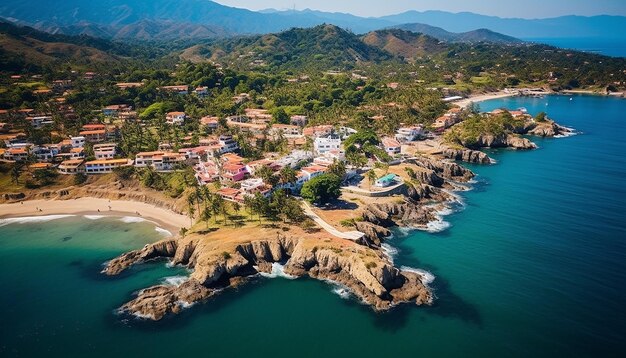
left=0, top=20, right=609, bottom=321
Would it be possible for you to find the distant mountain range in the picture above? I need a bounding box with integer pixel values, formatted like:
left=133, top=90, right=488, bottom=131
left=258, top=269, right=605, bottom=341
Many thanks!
left=0, top=0, right=624, bottom=43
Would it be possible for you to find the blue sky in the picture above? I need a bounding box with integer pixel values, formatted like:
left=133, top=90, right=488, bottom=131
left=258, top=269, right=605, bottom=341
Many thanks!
left=214, top=0, right=626, bottom=18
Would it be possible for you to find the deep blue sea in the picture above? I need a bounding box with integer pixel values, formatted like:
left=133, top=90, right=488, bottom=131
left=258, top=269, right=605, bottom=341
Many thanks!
left=1, top=94, right=625, bottom=357
left=525, top=37, right=626, bottom=57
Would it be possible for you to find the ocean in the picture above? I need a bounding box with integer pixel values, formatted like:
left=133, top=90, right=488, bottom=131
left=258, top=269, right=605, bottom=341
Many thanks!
left=525, top=37, right=626, bottom=58
left=1, top=94, right=625, bottom=357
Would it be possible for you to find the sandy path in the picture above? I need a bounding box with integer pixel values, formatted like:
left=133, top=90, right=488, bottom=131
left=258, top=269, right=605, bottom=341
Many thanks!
left=454, top=91, right=517, bottom=108
left=0, top=198, right=189, bottom=234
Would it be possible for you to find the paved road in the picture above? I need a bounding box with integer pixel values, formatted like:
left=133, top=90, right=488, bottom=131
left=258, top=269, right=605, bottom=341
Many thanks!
left=301, top=202, right=364, bottom=241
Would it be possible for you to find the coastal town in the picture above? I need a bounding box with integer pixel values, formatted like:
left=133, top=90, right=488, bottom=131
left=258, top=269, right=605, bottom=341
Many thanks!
left=0, top=67, right=576, bottom=320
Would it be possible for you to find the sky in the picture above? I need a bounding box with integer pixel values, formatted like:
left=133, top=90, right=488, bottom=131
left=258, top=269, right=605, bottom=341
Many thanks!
left=214, top=0, right=626, bottom=18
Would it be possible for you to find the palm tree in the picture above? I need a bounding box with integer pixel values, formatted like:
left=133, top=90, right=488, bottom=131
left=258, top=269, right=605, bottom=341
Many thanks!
left=278, top=166, right=297, bottom=188
left=367, top=169, right=377, bottom=190
left=187, top=195, right=196, bottom=226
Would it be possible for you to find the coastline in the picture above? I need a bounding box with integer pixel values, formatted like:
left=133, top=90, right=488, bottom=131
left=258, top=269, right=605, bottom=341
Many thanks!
left=0, top=198, right=188, bottom=235
left=454, top=91, right=517, bottom=108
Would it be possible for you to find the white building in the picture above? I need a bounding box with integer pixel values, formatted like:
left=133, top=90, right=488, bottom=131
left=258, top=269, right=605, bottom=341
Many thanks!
left=93, top=143, right=117, bottom=160
left=382, top=137, right=401, bottom=156
left=85, top=159, right=132, bottom=174
left=218, top=135, right=239, bottom=154
left=58, top=159, right=85, bottom=174
left=166, top=112, right=186, bottom=125
left=70, top=136, right=85, bottom=148
left=314, top=135, right=342, bottom=155
left=395, top=126, right=424, bottom=142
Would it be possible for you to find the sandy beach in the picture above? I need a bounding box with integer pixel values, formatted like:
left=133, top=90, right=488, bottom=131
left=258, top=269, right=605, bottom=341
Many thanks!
left=0, top=198, right=189, bottom=234
left=454, top=91, right=517, bottom=108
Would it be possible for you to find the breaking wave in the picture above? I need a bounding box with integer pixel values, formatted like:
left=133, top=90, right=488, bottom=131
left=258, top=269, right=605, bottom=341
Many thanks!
left=401, top=266, right=436, bottom=285
left=155, top=226, right=172, bottom=236
left=0, top=215, right=75, bottom=227
left=257, top=263, right=297, bottom=279
left=119, top=216, right=147, bottom=224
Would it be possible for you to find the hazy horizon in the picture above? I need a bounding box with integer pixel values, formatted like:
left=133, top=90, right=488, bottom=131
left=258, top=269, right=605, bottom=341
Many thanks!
left=214, top=0, right=626, bottom=19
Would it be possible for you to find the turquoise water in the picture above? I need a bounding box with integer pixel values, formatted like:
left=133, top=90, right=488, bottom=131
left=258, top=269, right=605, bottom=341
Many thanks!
left=1, top=94, right=625, bottom=357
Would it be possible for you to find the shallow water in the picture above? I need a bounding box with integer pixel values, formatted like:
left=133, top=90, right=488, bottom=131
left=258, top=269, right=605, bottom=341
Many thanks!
left=1, top=94, right=625, bottom=357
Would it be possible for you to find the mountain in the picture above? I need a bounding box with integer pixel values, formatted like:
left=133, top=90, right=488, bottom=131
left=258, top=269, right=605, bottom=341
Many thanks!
left=0, top=21, right=121, bottom=71
left=361, top=29, right=448, bottom=60
left=1, top=0, right=624, bottom=48
left=380, top=11, right=626, bottom=39
left=181, top=24, right=391, bottom=69
left=390, top=23, right=522, bottom=44
left=0, top=0, right=323, bottom=39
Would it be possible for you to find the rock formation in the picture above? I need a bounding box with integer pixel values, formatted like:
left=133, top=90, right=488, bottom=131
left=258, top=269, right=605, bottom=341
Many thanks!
left=442, top=148, right=493, bottom=164
left=104, top=232, right=433, bottom=320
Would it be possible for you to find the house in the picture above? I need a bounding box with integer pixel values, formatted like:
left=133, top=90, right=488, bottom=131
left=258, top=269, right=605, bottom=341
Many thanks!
left=194, top=86, right=209, bottom=96
left=79, top=129, right=106, bottom=143
left=152, top=153, right=187, bottom=172
left=102, top=105, right=132, bottom=117
left=270, top=124, right=302, bottom=137
left=70, top=136, right=86, bottom=148
left=314, top=135, right=342, bottom=155
left=221, top=163, right=247, bottom=182
left=216, top=187, right=242, bottom=202
left=432, top=116, right=457, bottom=131
left=134, top=151, right=166, bottom=168
left=245, top=159, right=276, bottom=176
left=3, top=147, right=29, bottom=161
left=382, top=137, right=401, bottom=156
left=239, top=178, right=272, bottom=197
left=27, top=116, right=54, bottom=129
left=58, top=159, right=85, bottom=174
left=93, top=143, right=116, bottom=160
left=244, top=108, right=272, bottom=123
left=160, top=85, right=189, bottom=95
left=70, top=147, right=85, bottom=159
left=29, top=163, right=53, bottom=171
left=290, top=115, right=308, bottom=127
left=218, top=135, right=239, bottom=154
left=303, top=125, right=333, bottom=138
left=201, top=116, right=219, bottom=130
left=116, top=82, right=144, bottom=90
left=375, top=174, right=398, bottom=188
left=166, top=112, right=186, bottom=125
left=233, top=93, right=250, bottom=104
left=313, top=150, right=345, bottom=167
left=85, top=158, right=132, bottom=174
left=32, top=145, right=58, bottom=162
left=82, top=124, right=106, bottom=132
left=395, top=126, right=424, bottom=142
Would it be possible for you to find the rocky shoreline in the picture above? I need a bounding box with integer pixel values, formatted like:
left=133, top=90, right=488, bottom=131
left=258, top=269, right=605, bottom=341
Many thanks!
left=99, top=117, right=573, bottom=321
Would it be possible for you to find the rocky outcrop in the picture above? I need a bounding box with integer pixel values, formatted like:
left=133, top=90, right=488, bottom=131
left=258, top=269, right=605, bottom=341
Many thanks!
left=361, top=201, right=437, bottom=228
left=104, top=233, right=431, bottom=320
left=527, top=121, right=572, bottom=137
left=409, top=157, right=475, bottom=182
left=471, top=134, right=537, bottom=150
left=355, top=221, right=391, bottom=247
left=442, top=148, right=493, bottom=164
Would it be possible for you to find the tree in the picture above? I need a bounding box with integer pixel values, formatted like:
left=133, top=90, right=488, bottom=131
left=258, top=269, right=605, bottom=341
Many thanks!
left=278, top=165, right=297, bottom=187
left=272, top=107, right=290, bottom=124
left=255, top=165, right=277, bottom=186
left=367, top=169, right=377, bottom=189
left=200, top=207, right=212, bottom=229
left=10, top=162, right=24, bottom=184
left=187, top=196, right=196, bottom=226
left=534, top=111, right=547, bottom=122
left=179, top=227, right=188, bottom=238
left=281, top=198, right=306, bottom=223
left=327, top=159, right=346, bottom=180
left=74, top=172, right=88, bottom=185
left=300, top=174, right=342, bottom=205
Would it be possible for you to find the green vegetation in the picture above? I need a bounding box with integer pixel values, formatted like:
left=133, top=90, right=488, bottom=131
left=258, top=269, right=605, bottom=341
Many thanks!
left=301, top=174, right=342, bottom=205
left=444, top=113, right=517, bottom=148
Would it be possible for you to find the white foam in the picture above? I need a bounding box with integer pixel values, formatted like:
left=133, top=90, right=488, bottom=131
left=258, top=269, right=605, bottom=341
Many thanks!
left=119, top=216, right=147, bottom=224
left=332, top=286, right=352, bottom=299
left=155, top=226, right=172, bottom=236
left=381, top=243, right=399, bottom=263
left=401, top=266, right=436, bottom=285
left=176, top=300, right=196, bottom=309
left=0, top=214, right=75, bottom=227
left=257, top=263, right=297, bottom=280
left=84, top=215, right=105, bottom=220
left=162, top=275, right=189, bottom=286
left=425, top=219, right=451, bottom=233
